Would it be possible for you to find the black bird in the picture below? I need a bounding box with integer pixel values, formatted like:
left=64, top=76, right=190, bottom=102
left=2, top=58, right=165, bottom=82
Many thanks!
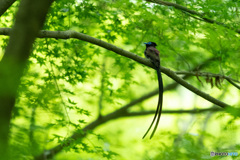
left=142, top=42, right=163, bottom=139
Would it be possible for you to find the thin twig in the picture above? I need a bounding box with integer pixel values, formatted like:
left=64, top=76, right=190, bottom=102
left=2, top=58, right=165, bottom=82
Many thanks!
left=145, top=0, right=240, bottom=34
left=125, top=107, right=222, bottom=117
left=98, top=58, right=106, bottom=119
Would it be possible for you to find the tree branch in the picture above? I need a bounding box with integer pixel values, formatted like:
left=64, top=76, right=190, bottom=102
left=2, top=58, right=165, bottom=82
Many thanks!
left=125, top=107, right=222, bottom=117
left=0, top=28, right=231, bottom=108
left=0, top=0, right=16, bottom=17
left=98, top=59, right=106, bottom=118
left=145, top=0, right=240, bottom=34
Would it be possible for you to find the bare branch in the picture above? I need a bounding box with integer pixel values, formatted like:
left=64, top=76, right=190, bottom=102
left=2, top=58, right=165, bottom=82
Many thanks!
left=226, top=79, right=240, bottom=90
left=146, top=0, right=203, bottom=16
left=145, top=0, right=240, bottom=34
left=98, top=59, right=106, bottom=118
left=125, top=107, right=222, bottom=117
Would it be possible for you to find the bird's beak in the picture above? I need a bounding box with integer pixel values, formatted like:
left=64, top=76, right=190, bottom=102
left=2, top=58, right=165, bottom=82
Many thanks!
left=144, top=42, right=147, bottom=44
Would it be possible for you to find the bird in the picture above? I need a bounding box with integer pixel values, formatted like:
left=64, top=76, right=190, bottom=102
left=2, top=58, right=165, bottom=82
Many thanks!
left=142, top=42, right=163, bottom=139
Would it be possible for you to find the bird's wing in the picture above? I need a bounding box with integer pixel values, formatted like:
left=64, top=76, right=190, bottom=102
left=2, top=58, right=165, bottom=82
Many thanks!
left=145, top=46, right=160, bottom=68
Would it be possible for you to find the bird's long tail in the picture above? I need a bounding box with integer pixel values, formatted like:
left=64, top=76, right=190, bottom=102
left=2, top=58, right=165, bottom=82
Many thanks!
left=142, top=67, right=163, bottom=139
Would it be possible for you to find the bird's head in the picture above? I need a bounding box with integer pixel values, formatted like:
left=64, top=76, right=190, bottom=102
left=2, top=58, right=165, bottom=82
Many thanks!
left=144, top=42, right=157, bottom=48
